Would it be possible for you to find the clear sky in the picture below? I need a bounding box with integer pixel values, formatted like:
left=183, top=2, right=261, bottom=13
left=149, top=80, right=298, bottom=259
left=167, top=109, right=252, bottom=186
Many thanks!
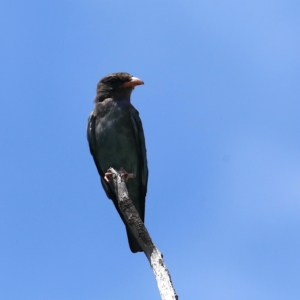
left=1, top=1, right=300, bottom=299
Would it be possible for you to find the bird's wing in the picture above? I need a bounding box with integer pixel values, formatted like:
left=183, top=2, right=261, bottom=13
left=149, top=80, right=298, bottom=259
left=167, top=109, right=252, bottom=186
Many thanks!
left=87, top=112, right=96, bottom=157
left=87, top=107, right=148, bottom=211
left=130, top=106, right=148, bottom=200
left=87, top=111, right=115, bottom=200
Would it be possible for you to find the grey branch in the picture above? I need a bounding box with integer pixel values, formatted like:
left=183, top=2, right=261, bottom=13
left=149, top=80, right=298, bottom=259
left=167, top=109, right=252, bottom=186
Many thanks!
left=107, top=167, right=178, bottom=300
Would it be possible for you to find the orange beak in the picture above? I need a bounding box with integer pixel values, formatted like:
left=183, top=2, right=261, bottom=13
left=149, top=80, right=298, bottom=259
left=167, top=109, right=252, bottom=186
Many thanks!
left=123, top=77, right=144, bottom=88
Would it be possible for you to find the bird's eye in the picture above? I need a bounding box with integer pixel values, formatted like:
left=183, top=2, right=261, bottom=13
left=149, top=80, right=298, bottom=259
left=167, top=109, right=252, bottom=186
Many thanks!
left=101, top=73, right=132, bottom=86
left=109, top=77, right=123, bottom=85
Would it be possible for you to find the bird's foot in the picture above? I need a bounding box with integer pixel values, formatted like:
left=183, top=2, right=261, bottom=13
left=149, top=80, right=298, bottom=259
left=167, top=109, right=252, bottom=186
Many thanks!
left=120, top=167, right=135, bottom=182
left=104, top=172, right=112, bottom=182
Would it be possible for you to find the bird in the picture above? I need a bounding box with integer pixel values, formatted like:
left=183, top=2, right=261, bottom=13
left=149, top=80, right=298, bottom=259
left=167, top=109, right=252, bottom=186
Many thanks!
left=87, top=72, right=148, bottom=253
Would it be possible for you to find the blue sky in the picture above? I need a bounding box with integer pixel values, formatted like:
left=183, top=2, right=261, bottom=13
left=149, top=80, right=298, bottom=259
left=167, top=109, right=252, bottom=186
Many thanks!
left=1, top=1, right=300, bottom=299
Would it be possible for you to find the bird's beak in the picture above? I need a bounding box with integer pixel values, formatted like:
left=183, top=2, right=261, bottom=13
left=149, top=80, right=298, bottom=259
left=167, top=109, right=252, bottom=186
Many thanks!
left=123, top=77, right=144, bottom=88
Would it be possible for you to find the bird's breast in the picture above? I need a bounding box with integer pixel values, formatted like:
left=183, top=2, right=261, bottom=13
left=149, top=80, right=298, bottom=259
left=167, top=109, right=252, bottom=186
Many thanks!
left=94, top=102, right=139, bottom=174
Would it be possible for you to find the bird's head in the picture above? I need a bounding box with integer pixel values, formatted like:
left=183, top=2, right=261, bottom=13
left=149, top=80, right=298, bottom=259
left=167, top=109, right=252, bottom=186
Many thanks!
left=95, top=72, right=144, bottom=103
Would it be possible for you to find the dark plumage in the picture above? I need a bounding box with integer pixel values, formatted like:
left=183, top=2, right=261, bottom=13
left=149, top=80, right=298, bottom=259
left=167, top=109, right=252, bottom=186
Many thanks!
left=87, top=72, right=148, bottom=253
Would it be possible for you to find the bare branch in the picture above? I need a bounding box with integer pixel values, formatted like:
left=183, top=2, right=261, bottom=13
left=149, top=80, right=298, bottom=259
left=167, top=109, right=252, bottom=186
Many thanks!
left=107, top=167, right=178, bottom=300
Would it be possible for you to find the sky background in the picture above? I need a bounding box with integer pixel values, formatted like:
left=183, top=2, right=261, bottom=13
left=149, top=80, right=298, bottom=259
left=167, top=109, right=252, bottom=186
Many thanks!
left=1, top=1, right=300, bottom=299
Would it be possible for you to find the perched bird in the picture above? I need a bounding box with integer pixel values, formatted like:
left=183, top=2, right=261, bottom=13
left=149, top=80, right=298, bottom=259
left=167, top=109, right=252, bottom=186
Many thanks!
left=87, top=72, right=148, bottom=253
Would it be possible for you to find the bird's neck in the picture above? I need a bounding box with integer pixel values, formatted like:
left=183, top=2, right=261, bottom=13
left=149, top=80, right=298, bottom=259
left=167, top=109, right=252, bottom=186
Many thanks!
left=95, top=94, right=131, bottom=104
left=115, top=97, right=131, bottom=104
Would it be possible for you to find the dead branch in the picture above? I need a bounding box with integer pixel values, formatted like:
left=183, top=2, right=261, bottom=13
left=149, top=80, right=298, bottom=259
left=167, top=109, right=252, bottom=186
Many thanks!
left=107, top=167, right=178, bottom=300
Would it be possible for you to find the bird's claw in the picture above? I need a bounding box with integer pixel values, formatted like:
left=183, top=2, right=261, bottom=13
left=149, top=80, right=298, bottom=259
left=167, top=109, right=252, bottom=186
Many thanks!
left=104, top=168, right=135, bottom=182
left=120, top=167, right=135, bottom=182
left=104, top=172, right=112, bottom=182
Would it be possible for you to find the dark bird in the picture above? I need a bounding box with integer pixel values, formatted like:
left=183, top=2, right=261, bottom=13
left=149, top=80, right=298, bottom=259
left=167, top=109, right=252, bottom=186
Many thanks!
left=87, top=72, right=148, bottom=253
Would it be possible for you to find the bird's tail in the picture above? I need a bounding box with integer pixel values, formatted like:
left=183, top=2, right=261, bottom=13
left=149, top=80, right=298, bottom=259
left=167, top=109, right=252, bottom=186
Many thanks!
left=126, top=226, right=143, bottom=253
